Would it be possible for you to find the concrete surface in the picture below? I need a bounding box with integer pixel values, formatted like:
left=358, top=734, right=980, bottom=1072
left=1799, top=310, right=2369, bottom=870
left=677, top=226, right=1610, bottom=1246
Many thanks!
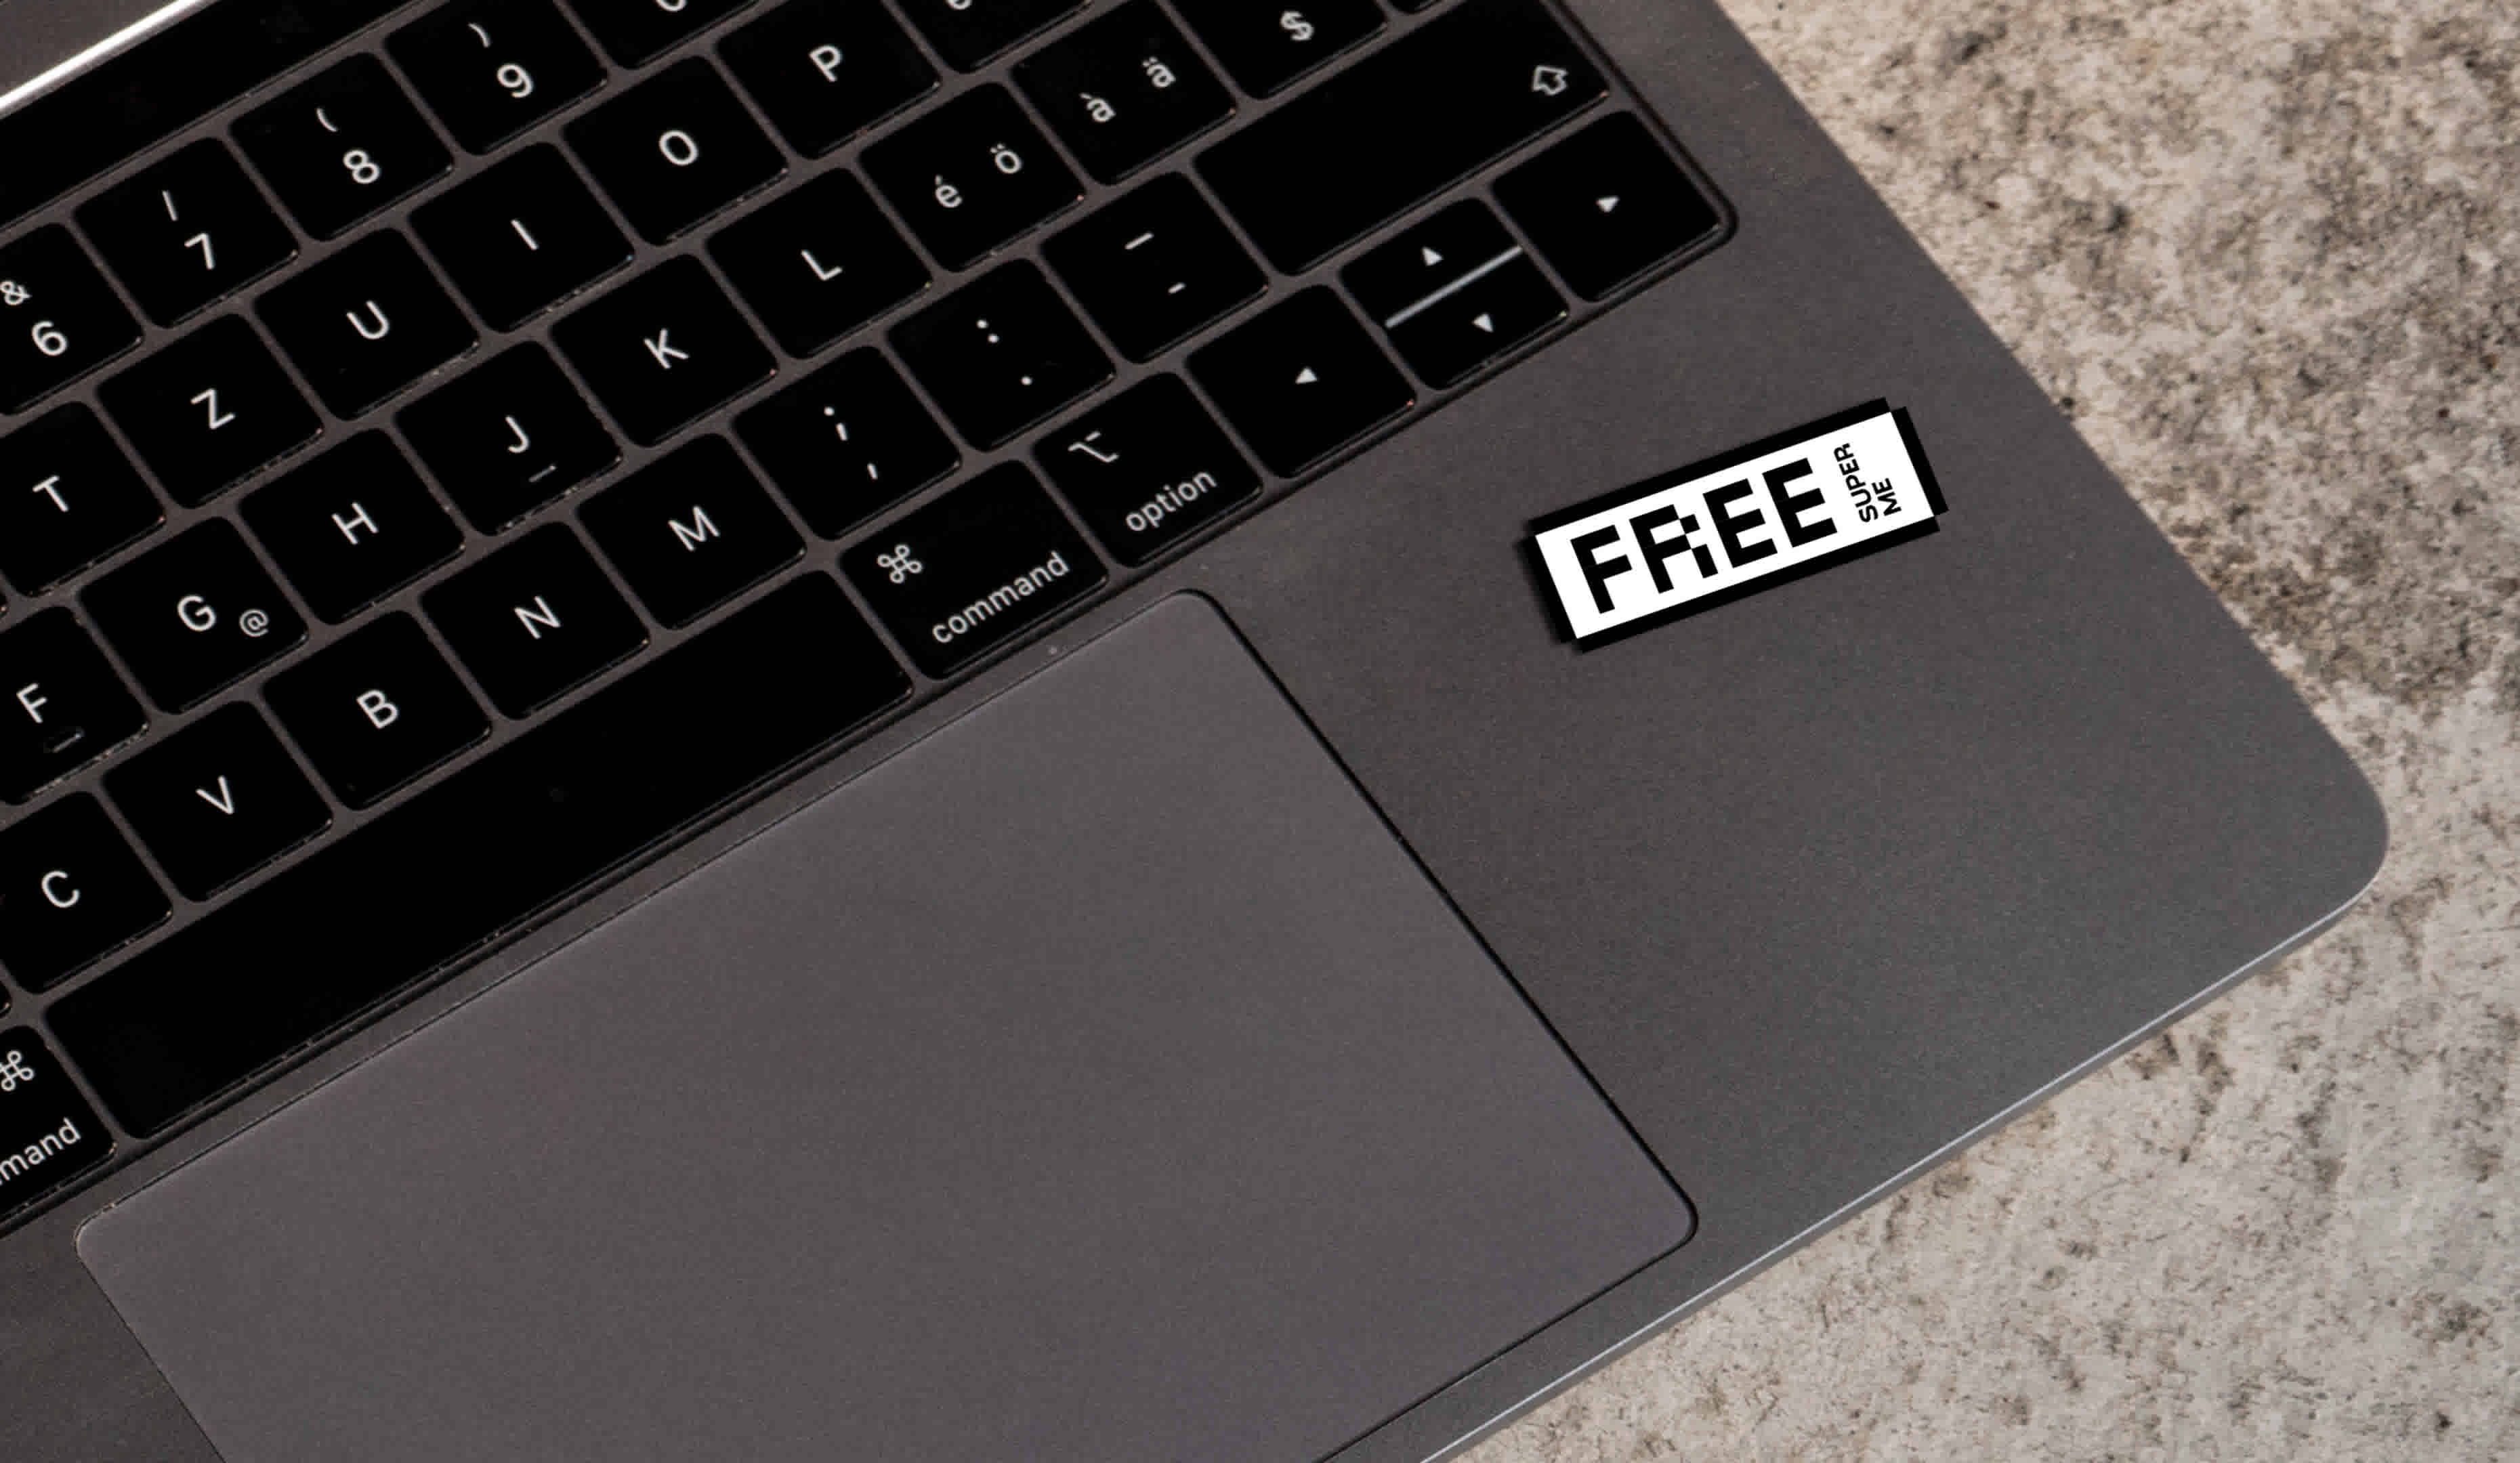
left=1469, top=0, right=2520, bottom=1457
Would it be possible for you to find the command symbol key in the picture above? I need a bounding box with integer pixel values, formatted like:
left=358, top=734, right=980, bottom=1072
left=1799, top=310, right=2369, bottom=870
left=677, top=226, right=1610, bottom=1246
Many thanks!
left=841, top=463, right=1104, bottom=677
left=0, top=1029, right=110, bottom=1221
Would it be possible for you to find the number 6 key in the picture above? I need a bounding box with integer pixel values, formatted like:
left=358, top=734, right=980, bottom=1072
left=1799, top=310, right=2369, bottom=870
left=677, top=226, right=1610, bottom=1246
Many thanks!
left=0, top=227, right=141, bottom=414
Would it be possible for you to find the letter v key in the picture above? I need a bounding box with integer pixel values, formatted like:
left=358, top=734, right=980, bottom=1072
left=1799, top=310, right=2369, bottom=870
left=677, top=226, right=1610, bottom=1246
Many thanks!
left=196, top=776, right=238, bottom=815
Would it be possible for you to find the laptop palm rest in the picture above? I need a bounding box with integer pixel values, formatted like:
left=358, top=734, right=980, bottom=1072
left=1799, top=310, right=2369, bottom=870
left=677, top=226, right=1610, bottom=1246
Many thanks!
left=77, top=594, right=1689, bottom=1463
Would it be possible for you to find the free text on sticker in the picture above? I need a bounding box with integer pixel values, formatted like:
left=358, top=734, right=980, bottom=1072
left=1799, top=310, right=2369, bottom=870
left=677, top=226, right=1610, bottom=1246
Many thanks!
left=1529, top=402, right=1946, bottom=645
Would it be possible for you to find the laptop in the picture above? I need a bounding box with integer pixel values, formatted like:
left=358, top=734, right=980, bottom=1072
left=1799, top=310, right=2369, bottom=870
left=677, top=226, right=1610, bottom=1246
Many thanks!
left=0, top=0, right=2384, bottom=1456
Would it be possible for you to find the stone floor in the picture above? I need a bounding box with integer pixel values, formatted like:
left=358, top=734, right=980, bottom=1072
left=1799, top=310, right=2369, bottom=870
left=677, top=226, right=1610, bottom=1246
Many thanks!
left=1467, top=0, right=2520, bottom=1457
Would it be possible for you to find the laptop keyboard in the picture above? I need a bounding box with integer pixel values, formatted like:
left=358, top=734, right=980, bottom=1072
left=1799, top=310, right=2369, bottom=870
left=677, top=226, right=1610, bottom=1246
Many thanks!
left=0, top=0, right=1726, bottom=1221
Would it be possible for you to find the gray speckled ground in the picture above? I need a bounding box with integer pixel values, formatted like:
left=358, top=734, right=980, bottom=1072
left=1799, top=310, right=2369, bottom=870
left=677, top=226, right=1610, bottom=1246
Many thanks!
left=1468, top=0, right=2520, bottom=1457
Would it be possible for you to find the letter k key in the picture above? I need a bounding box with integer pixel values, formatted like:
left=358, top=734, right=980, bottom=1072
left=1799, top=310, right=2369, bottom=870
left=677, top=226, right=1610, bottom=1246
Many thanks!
left=553, top=258, right=774, bottom=447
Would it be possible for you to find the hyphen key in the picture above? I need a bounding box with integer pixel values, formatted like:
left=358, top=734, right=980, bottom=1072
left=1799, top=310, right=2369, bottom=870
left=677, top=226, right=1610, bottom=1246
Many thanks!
left=1196, top=0, right=1605, bottom=272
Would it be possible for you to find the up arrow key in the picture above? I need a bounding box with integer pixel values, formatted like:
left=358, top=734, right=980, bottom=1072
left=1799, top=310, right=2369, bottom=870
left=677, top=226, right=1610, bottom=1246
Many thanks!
left=1471, top=313, right=1494, bottom=333
left=1295, top=366, right=1319, bottom=384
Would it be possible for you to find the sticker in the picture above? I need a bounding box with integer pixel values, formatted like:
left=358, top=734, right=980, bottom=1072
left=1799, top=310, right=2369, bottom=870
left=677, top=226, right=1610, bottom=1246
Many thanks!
left=1528, top=401, right=1947, bottom=647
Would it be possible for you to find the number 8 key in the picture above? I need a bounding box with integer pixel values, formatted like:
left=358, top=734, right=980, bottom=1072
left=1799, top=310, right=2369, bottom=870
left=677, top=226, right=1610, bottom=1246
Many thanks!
left=235, top=55, right=453, bottom=240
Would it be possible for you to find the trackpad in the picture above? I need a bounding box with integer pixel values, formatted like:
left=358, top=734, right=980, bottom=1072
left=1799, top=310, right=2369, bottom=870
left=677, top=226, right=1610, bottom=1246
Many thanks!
left=79, top=595, right=1688, bottom=1463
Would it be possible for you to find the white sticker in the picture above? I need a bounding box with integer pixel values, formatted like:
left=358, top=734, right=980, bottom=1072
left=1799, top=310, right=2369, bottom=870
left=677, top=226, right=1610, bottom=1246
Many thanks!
left=1529, top=402, right=1946, bottom=646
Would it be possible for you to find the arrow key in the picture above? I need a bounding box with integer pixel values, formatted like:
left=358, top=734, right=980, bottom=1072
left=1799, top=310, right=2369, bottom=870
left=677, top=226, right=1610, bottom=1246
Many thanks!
left=1188, top=287, right=1411, bottom=475
left=1382, top=251, right=1563, bottom=387
left=1341, top=200, right=1515, bottom=322
left=1498, top=112, right=1723, bottom=300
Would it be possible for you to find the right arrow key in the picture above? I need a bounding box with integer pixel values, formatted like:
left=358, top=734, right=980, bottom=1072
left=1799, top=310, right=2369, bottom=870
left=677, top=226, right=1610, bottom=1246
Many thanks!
left=1498, top=112, right=1725, bottom=300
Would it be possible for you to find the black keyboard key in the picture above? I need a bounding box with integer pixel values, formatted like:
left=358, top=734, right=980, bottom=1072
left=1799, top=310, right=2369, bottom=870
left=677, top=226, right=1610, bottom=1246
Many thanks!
left=76, top=140, right=296, bottom=326
left=555, top=258, right=777, bottom=447
left=1497, top=112, right=1722, bottom=299
left=1034, top=375, right=1257, bottom=564
left=1188, top=287, right=1411, bottom=474
left=565, top=0, right=753, bottom=66
left=266, top=614, right=488, bottom=808
left=100, top=316, right=321, bottom=507
left=242, top=433, right=464, bottom=622
left=423, top=525, right=648, bottom=716
left=1013, top=2, right=1232, bottom=183
left=0, top=406, right=162, bottom=595
left=0, top=1032, right=109, bottom=1216
left=708, top=171, right=929, bottom=356
left=895, top=0, right=1080, bottom=70
left=0, top=227, right=142, bottom=412
left=1173, top=0, right=1379, bottom=97
left=1344, top=200, right=1563, bottom=385
left=413, top=146, right=634, bottom=330
left=0, top=612, right=146, bottom=804
left=106, top=704, right=329, bottom=899
left=1341, top=199, right=1509, bottom=318
left=892, top=262, right=1110, bottom=449
left=581, top=436, right=803, bottom=625
left=841, top=463, right=1101, bottom=675
left=1382, top=254, right=1561, bottom=386
left=51, top=573, right=907, bottom=1137
left=234, top=55, right=453, bottom=240
left=257, top=232, right=479, bottom=417
left=863, top=86, right=1081, bottom=270
left=720, top=0, right=937, bottom=156
left=734, top=349, right=957, bottom=536
left=390, top=0, right=608, bottom=154
left=400, top=345, right=621, bottom=531
left=0, top=0, right=408, bottom=229
left=0, top=795, right=168, bottom=991
left=1197, top=0, right=1604, bottom=270
left=1043, top=174, right=1262, bottom=360
left=83, top=520, right=307, bottom=713
left=566, top=58, right=785, bottom=245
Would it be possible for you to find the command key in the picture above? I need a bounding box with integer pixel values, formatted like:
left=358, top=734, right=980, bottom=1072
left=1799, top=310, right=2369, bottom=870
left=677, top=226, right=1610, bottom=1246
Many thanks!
left=843, top=463, right=1105, bottom=677
left=0, top=1027, right=108, bottom=1221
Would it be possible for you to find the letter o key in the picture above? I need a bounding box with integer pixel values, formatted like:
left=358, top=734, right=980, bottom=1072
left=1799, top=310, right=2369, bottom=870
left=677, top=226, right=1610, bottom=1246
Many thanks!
left=658, top=129, right=701, bottom=167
